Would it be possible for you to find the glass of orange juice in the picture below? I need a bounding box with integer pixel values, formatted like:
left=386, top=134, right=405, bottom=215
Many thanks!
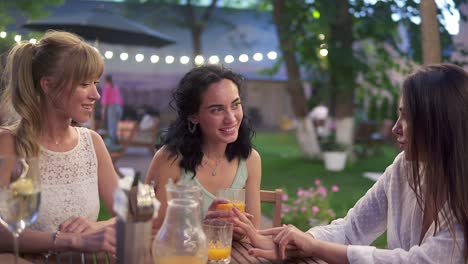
left=203, top=219, right=233, bottom=264
left=216, top=188, right=245, bottom=213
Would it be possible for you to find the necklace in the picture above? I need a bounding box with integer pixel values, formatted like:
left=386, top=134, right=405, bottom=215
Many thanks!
left=202, top=156, right=224, bottom=176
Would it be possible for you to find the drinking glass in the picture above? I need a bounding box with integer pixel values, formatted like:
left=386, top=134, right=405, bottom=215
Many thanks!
left=0, top=156, right=41, bottom=264
left=216, top=188, right=245, bottom=212
left=203, top=219, right=233, bottom=264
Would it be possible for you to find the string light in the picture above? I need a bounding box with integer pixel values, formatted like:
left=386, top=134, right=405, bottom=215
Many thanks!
left=253, top=52, right=263, bottom=61
left=208, top=55, right=220, bottom=64
left=194, top=55, right=205, bottom=65
left=165, top=55, right=175, bottom=64
left=224, top=55, right=234, bottom=64
left=180, top=56, right=190, bottom=64
left=239, top=54, right=249, bottom=63
left=267, top=51, right=277, bottom=60
left=135, top=53, right=144, bottom=62
left=150, top=55, right=159, bottom=63
left=0, top=30, right=282, bottom=65
left=104, top=51, right=113, bottom=59
left=120, top=52, right=129, bottom=61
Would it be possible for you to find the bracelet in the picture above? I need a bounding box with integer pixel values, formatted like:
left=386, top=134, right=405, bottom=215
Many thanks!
left=52, top=231, right=60, bottom=245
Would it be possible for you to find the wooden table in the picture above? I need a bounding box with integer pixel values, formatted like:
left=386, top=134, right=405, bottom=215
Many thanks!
left=12, top=241, right=325, bottom=263
left=231, top=240, right=325, bottom=264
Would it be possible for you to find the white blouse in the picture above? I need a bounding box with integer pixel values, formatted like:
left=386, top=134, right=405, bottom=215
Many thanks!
left=308, top=152, right=465, bottom=263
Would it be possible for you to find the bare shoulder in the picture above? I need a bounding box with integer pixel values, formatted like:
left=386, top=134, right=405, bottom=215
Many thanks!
left=0, top=128, right=16, bottom=155
left=146, top=145, right=180, bottom=184
left=87, top=128, right=105, bottom=144
left=246, top=148, right=261, bottom=166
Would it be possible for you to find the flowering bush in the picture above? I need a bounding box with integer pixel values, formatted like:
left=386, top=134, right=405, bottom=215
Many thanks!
left=281, top=179, right=339, bottom=231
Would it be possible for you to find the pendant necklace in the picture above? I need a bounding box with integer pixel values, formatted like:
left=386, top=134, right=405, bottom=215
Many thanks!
left=203, top=156, right=223, bottom=176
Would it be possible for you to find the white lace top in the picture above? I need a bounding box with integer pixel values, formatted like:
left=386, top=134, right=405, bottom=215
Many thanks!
left=30, top=127, right=100, bottom=232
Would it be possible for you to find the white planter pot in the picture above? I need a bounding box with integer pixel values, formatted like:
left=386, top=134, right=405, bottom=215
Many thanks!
left=323, top=151, right=347, bottom=171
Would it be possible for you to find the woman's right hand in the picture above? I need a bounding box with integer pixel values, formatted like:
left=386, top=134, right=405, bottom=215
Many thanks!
left=204, top=198, right=233, bottom=219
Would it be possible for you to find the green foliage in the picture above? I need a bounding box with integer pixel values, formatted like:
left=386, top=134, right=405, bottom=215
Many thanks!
left=0, top=0, right=63, bottom=29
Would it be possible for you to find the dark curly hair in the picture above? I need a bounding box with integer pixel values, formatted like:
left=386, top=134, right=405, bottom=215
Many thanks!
left=161, top=64, right=255, bottom=176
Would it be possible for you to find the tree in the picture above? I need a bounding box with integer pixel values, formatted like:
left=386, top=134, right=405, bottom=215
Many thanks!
left=264, top=0, right=464, bottom=157
left=124, top=0, right=218, bottom=64
left=0, top=0, right=63, bottom=29
left=420, top=0, right=441, bottom=64
left=272, top=0, right=321, bottom=158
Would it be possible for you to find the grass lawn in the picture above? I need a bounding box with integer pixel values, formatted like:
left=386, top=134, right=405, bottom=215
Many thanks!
left=255, top=131, right=398, bottom=248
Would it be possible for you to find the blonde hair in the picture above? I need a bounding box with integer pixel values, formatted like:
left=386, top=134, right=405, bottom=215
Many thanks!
left=0, top=31, right=104, bottom=157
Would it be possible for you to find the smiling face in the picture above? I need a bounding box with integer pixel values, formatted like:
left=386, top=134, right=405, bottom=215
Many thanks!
left=45, top=77, right=101, bottom=123
left=191, top=78, right=243, bottom=145
left=66, top=79, right=101, bottom=123
left=392, top=97, right=408, bottom=152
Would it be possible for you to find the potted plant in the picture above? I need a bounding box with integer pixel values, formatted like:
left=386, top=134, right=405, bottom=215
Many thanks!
left=319, top=128, right=348, bottom=171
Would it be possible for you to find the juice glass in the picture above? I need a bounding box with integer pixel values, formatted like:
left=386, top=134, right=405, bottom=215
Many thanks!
left=216, top=188, right=245, bottom=213
left=203, top=219, right=233, bottom=264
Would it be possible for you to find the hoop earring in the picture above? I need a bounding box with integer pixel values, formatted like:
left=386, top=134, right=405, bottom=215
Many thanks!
left=188, top=121, right=197, bottom=134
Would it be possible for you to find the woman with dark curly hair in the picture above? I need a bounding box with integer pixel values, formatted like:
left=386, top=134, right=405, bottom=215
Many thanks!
left=146, top=64, right=261, bottom=238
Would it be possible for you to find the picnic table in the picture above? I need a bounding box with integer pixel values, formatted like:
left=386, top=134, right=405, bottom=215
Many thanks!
left=2, top=240, right=326, bottom=263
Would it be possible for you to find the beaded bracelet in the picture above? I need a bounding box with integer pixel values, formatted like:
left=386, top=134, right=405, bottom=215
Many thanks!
left=52, top=231, right=60, bottom=245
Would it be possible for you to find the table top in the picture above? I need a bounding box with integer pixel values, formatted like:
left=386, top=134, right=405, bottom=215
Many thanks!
left=231, top=240, right=325, bottom=264
left=7, top=241, right=326, bottom=264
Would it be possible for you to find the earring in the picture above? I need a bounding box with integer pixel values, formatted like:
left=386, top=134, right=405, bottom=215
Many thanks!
left=188, top=121, right=197, bottom=134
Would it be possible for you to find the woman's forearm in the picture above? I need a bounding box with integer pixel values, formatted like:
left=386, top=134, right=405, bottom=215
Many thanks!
left=0, top=227, right=75, bottom=253
left=309, top=239, right=349, bottom=264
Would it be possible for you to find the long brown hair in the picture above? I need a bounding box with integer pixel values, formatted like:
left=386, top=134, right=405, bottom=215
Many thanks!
left=402, top=63, right=468, bottom=257
left=0, top=31, right=104, bottom=157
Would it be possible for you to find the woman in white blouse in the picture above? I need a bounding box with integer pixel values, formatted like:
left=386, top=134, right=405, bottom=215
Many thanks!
left=234, top=63, right=468, bottom=263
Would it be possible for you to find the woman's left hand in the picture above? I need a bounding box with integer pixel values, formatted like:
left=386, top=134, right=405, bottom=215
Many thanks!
left=232, top=207, right=278, bottom=259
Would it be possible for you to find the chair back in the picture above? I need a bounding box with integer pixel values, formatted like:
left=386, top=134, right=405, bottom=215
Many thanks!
left=260, top=189, right=283, bottom=227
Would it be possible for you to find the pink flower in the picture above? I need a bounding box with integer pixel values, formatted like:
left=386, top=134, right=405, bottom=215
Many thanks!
left=317, top=186, right=328, bottom=197
left=281, top=194, right=289, bottom=201
left=312, top=206, right=320, bottom=214
left=297, top=188, right=305, bottom=196
left=332, top=185, right=339, bottom=192
left=301, top=206, right=307, bottom=212
left=314, top=179, right=321, bottom=185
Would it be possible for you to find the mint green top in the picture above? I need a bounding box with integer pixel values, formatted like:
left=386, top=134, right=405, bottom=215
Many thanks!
left=180, top=158, right=248, bottom=217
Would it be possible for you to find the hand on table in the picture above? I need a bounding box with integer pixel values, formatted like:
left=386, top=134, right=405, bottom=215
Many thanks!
left=232, top=207, right=278, bottom=259
left=260, top=224, right=316, bottom=260
left=69, top=225, right=117, bottom=256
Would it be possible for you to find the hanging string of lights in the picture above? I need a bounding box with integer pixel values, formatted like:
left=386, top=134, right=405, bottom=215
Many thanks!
left=1, top=31, right=283, bottom=65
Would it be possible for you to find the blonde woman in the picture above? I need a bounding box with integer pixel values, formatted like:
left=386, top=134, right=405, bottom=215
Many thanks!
left=0, top=31, right=117, bottom=255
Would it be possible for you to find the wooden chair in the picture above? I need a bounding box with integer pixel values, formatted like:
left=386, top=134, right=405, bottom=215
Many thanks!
left=260, top=189, right=283, bottom=227
left=129, top=117, right=160, bottom=155
left=109, top=120, right=139, bottom=163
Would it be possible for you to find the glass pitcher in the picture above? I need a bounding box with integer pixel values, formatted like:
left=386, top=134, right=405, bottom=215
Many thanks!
left=166, top=179, right=203, bottom=216
left=152, top=181, right=207, bottom=264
